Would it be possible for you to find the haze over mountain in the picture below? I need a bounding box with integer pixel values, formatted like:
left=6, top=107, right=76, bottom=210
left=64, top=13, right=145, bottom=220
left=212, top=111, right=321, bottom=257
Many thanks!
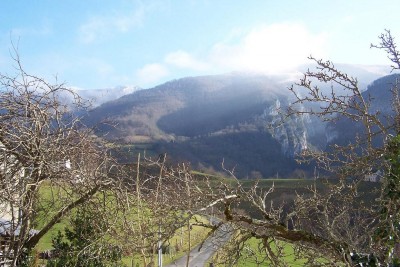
left=84, top=67, right=393, bottom=178
left=73, top=86, right=141, bottom=107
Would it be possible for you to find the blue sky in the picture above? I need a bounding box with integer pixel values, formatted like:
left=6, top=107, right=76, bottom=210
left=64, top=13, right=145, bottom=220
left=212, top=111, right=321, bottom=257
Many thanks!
left=1, top=0, right=400, bottom=89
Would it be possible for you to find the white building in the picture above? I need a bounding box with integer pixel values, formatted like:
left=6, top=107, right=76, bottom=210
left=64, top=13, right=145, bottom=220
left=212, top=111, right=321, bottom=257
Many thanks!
left=364, top=170, right=382, bottom=182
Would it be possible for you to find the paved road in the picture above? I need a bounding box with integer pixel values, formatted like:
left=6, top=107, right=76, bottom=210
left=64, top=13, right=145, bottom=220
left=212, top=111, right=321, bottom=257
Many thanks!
left=165, top=223, right=231, bottom=267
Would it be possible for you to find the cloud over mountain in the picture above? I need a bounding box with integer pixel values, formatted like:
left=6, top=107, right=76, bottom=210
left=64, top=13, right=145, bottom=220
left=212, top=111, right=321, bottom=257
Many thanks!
left=208, top=23, right=327, bottom=74
left=140, top=22, right=328, bottom=87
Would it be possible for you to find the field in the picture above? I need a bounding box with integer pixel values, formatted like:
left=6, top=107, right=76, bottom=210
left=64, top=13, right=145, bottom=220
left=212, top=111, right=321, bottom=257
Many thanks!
left=120, top=215, right=211, bottom=266
left=31, top=175, right=381, bottom=266
left=191, top=173, right=381, bottom=266
left=33, top=182, right=211, bottom=266
left=213, top=236, right=339, bottom=267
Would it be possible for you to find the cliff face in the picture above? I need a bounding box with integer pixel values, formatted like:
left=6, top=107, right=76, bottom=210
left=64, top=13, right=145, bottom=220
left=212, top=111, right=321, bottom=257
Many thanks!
left=255, top=99, right=328, bottom=157
left=266, top=99, right=308, bottom=156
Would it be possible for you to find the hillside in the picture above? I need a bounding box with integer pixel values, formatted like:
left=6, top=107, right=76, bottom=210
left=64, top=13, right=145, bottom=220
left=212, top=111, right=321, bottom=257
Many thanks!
left=84, top=71, right=393, bottom=178
left=84, top=74, right=308, bottom=177
left=87, top=74, right=286, bottom=139
left=325, top=73, right=400, bottom=148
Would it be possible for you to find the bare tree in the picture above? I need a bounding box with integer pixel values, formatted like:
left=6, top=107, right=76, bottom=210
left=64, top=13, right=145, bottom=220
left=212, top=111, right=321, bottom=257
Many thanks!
left=283, top=29, right=400, bottom=264
left=0, top=50, right=126, bottom=265
left=112, top=154, right=214, bottom=266
left=4, top=30, right=400, bottom=266
left=173, top=30, right=400, bottom=266
left=0, top=49, right=214, bottom=266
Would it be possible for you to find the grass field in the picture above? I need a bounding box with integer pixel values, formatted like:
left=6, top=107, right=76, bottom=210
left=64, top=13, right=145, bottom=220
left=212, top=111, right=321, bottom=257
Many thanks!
left=122, top=215, right=211, bottom=266
left=33, top=183, right=212, bottom=266
left=32, top=174, right=381, bottom=266
left=192, top=173, right=381, bottom=266
left=212, top=237, right=331, bottom=267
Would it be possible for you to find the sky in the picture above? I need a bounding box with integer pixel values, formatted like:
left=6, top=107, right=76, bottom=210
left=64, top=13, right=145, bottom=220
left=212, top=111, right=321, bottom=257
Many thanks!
left=1, top=0, right=400, bottom=90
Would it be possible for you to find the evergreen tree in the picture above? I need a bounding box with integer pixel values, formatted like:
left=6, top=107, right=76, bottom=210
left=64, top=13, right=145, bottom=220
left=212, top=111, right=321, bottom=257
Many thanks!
left=47, top=208, right=123, bottom=267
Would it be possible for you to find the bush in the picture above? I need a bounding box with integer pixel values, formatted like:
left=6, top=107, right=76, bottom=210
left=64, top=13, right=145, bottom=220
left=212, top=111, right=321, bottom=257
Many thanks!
left=47, top=208, right=123, bottom=267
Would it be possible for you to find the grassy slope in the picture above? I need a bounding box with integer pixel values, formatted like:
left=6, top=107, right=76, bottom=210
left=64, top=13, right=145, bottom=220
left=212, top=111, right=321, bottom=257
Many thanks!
left=207, top=177, right=381, bottom=266
left=34, top=183, right=211, bottom=265
left=34, top=176, right=380, bottom=266
left=215, top=238, right=331, bottom=267
left=122, top=215, right=211, bottom=266
left=34, top=183, right=71, bottom=251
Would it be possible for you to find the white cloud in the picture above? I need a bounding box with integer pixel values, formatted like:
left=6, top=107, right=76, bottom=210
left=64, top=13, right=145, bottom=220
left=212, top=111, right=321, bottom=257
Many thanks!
left=208, top=23, right=327, bottom=74
left=165, top=50, right=209, bottom=71
left=132, top=23, right=328, bottom=87
left=78, top=8, right=144, bottom=44
left=135, top=63, right=169, bottom=86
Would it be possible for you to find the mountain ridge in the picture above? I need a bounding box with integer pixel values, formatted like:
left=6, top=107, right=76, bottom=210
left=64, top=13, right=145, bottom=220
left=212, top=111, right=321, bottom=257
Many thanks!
left=83, top=70, right=394, bottom=178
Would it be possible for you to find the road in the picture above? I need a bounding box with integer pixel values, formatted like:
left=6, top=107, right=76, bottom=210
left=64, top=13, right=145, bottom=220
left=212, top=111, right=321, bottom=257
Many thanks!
left=165, top=223, right=231, bottom=267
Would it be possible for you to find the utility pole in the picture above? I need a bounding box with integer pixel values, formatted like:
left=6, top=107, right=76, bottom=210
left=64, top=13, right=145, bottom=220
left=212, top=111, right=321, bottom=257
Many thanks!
left=158, top=224, right=163, bottom=267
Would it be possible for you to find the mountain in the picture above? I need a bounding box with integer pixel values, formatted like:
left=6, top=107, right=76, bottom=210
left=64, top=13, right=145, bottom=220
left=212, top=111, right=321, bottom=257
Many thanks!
left=364, top=73, right=400, bottom=114
left=87, top=74, right=281, bottom=138
left=326, top=73, right=400, bottom=148
left=84, top=70, right=390, bottom=178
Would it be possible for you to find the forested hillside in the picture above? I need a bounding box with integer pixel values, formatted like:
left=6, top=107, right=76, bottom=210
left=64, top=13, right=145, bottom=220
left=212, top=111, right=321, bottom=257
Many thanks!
left=85, top=72, right=394, bottom=177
